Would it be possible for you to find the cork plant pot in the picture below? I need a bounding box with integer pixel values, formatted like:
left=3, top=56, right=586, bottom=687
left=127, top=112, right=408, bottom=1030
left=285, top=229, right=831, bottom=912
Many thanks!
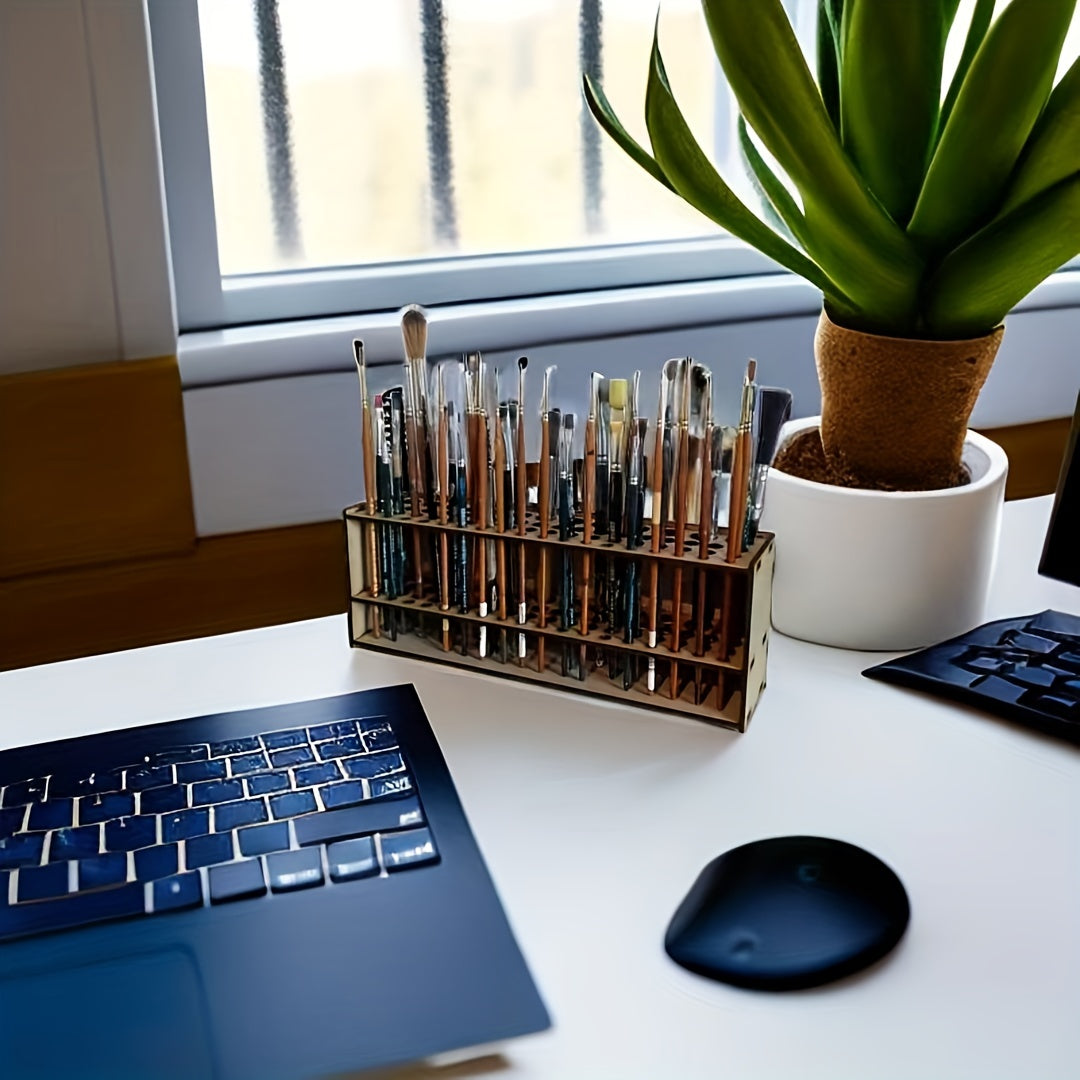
left=761, top=416, right=1008, bottom=651
left=815, top=311, right=1003, bottom=491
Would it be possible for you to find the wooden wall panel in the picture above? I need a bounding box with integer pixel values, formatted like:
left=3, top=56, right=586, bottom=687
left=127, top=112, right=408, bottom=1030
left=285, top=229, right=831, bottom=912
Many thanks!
left=0, top=357, right=195, bottom=577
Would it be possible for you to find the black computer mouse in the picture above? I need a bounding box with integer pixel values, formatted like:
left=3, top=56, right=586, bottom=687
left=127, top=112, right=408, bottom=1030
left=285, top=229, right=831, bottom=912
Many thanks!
left=665, top=836, right=909, bottom=991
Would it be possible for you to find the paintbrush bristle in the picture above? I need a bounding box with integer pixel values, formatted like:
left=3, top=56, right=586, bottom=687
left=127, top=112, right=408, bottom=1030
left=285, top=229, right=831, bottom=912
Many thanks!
left=747, top=358, right=757, bottom=381
left=400, top=305, right=428, bottom=361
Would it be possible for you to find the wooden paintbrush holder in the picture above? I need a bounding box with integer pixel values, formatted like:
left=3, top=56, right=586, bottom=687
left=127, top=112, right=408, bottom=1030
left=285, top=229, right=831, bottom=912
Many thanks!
left=344, top=505, right=774, bottom=731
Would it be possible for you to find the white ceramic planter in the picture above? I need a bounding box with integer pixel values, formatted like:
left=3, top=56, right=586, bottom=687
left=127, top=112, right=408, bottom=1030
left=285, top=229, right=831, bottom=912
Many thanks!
left=759, top=417, right=1009, bottom=651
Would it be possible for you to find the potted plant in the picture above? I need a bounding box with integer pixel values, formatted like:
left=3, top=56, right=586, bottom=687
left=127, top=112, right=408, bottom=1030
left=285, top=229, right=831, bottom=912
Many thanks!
left=585, top=0, right=1080, bottom=649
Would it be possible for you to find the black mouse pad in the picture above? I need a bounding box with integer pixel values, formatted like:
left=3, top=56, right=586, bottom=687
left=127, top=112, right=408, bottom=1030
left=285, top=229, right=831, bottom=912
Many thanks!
left=665, top=836, right=909, bottom=991
left=863, top=610, right=1080, bottom=746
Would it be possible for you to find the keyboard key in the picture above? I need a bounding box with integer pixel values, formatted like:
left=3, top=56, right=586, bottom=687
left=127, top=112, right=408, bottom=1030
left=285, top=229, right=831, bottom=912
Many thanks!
left=162, top=808, right=210, bottom=843
left=269, top=790, right=317, bottom=820
left=1008, top=665, right=1056, bottom=689
left=381, top=827, right=439, bottom=872
left=237, top=822, right=290, bottom=857
left=1055, top=651, right=1080, bottom=672
left=0, top=805, right=26, bottom=839
left=229, top=752, right=269, bottom=776
left=319, top=781, right=366, bottom=810
left=1, top=778, right=48, bottom=808
left=370, top=775, right=415, bottom=801
left=139, top=784, right=188, bottom=814
left=209, top=737, right=261, bottom=757
left=327, top=837, right=378, bottom=882
left=342, top=752, right=405, bottom=780
left=262, top=729, right=307, bottom=750
left=972, top=674, right=1027, bottom=705
left=209, top=859, right=266, bottom=904
left=17, top=862, right=70, bottom=902
left=0, top=881, right=145, bottom=943
left=362, top=723, right=398, bottom=752
left=105, top=815, right=158, bottom=852
left=309, top=721, right=358, bottom=742
left=294, top=797, right=424, bottom=847
left=1001, top=630, right=1058, bottom=654
left=270, top=746, right=314, bottom=768
left=75, top=770, right=123, bottom=796
left=134, top=843, right=179, bottom=883
left=1027, top=611, right=1080, bottom=636
left=80, top=793, right=135, bottom=825
left=27, top=799, right=74, bottom=831
left=1033, top=693, right=1080, bottom=719
left=77, top=852, right=127, bottom=891
left=213, top=799, right=268, bottom=831
left=293, top=762, right=341, bottom=788
left=125, top=765, right=173, bottom=792
left=961, top=655, right=1007, bottom=674
left=49, top=826, right=99, bottom=862
left=152, top=872, right=202, bottom=913
left=154, top=745, right=208, bottom=766
left=316, top=735, right=363, bottom=759
left=266, top=848, right=323, bottom=892
left=246, top=771, right=290, bottom=796
left=191, top=779, right=245, bottom=807
left=177, top=759, right=227, bottom=784
left=185, top=832, right=234, bottom=871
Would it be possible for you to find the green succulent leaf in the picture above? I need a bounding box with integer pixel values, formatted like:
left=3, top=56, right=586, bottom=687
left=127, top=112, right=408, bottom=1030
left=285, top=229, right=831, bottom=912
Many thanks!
left=840, top=0, right=954, bottom=225
left=581, top=73, right=674, bottom=194
left=641, top=29, right=853, bottom=312
left=937, top=0, right=995, bottom=140
left=736, top=115, right=807, bottom=245
left=1000, top=56, right=1080, bottom=215
left=908, top=0, right=1077, bottom=256
left=924, top=171, right=1080, bottom=337
left=816, top=0, right=845, bottom=131
left=701, top=0, right=922, bottom=325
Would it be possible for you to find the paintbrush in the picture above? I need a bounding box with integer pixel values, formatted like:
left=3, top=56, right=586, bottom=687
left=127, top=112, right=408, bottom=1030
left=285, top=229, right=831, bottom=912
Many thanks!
left=436, top=364, right=450, bottom=650
left=515, top=358, right=528, bottom=663
left=352, top=340, right=382, bottom=637
left=693, top=366, right=713, bottom=665
left=745, top=386, right=793, bottom=545
left=400, top=306, right=430, bottom=599
left=536, top=366, right=556, bottom=672
left=558, top=412, right=580, bottom=678
left=581, top=373, right=601, bottom=636
left=669, top=359, right=692, bottom=697
left=727, top=359, right=758, bottom=563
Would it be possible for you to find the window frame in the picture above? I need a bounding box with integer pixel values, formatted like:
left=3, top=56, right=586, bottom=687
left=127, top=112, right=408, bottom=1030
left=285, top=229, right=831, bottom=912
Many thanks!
left=149, top=0, right=787, bottom=332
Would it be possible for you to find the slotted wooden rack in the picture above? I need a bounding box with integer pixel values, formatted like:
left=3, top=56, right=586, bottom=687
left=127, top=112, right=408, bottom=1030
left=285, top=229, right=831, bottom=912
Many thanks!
left=344, top=506, right=774, bottom=731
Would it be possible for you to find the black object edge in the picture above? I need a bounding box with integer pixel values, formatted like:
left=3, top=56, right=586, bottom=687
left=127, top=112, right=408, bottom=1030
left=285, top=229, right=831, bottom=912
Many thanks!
left=1039, top=389, right=1080, bottom=587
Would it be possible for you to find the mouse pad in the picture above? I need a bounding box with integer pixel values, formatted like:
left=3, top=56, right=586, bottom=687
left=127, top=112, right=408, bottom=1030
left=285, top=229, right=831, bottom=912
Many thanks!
left=863, top=610, right=1080, bottom=746
left=0, top=948, right=216, bottom=1080
left=665, top=836, right=909, bottom=991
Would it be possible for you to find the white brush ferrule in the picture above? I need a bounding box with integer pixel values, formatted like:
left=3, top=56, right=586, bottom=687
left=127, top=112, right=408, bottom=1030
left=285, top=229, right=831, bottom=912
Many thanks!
left=647, top=658, right=656, bottom=692
left=648, top=631, right=657, bottom=649
left=479, top=626, right=487, bottom=657
left=518, top=602, right=527, bottom=624
left=518, top=634, right=526, bottom=658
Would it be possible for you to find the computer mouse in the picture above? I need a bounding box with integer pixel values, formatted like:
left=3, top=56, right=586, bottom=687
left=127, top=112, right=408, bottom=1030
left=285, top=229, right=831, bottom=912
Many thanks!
left=665, top=836, right=909, bottom=991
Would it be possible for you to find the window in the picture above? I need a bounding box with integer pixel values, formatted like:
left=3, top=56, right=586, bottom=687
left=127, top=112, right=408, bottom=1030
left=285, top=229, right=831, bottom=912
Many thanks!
left=151, top=0, right=805, bottom=330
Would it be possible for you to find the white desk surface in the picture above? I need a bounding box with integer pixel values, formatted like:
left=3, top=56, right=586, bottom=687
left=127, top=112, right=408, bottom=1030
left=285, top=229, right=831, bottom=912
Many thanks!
left=2, top=497, right=1078, bottom=1080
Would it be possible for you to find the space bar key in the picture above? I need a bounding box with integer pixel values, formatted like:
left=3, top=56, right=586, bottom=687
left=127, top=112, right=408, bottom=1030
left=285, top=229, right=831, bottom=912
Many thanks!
left=294, top=797, right=424, bottom=847
left=0, top=882, right=146, bottom=943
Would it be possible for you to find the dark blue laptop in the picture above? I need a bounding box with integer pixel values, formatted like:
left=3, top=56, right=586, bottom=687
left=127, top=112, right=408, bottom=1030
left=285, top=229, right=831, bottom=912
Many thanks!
left=0, top=686, right=549, bottom=1079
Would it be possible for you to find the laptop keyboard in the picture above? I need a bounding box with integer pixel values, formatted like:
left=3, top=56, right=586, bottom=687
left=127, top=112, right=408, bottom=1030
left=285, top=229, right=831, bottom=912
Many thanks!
left=0, top=715, right=438, bottom=943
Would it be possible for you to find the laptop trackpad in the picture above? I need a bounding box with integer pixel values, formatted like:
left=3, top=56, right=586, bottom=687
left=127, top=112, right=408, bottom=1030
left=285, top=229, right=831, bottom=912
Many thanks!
left=0, top=948, right=216, bottom=1080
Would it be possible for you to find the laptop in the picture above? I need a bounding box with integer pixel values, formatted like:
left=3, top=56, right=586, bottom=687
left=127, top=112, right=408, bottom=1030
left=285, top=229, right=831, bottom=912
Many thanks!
left=0, top=685, right=549, bottom=1079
